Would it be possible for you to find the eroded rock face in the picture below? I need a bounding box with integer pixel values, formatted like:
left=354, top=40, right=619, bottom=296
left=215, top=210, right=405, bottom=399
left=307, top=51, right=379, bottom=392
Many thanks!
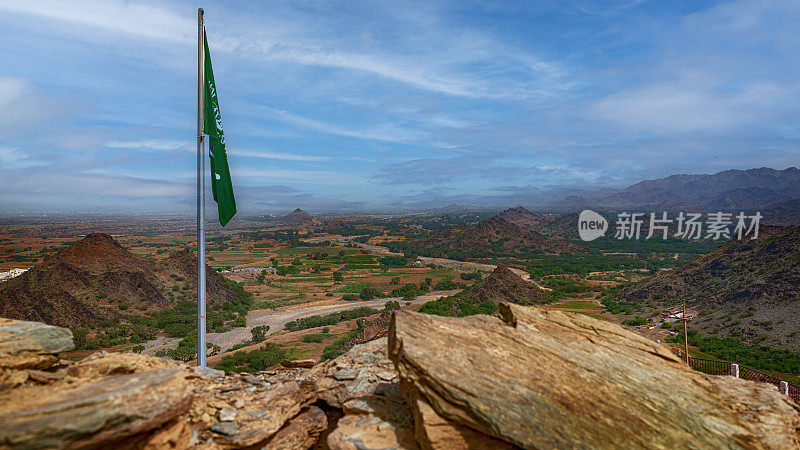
left=308, top=338, right=417, bottom=449
left=0, top=368, right=193, bottom=449
left=389, top=303, right=800, bottom=449
left=0, top=319, right=325, bottom=450
left=0, top=318, right=73, bottom=369
left=4, top=305, right=800, bottom=450
left=263, top=406, right=327, bottom=449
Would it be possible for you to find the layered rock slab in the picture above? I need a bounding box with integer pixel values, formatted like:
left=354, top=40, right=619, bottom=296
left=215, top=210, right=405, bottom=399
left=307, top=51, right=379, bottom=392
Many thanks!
left=389, top=303, right=800, bottom=449
left=0, top=368, right=192, bottom=449
left=307, top=338, right=417, bottom=449
left=0, top=318, right=73, bottom=369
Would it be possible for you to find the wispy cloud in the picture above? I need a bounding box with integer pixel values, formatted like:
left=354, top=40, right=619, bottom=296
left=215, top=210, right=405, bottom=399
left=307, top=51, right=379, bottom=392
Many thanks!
left=0, top=0, right=193, bottom=42
left=1, top=0, right=799, bottom=212
left=233, top=168, right=368, bottom=186
left=106, top=140, right=191, bottom=152
left=228, top=148, right=330, bottom=162
left=266, top=108, right=425, bottom=143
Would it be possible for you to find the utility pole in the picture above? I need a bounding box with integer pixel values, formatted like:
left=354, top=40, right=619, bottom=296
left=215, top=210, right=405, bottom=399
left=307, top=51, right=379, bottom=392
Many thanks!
left=663, top=300, right=693, bottom=361
left=682, top=298, right=689, bottom=360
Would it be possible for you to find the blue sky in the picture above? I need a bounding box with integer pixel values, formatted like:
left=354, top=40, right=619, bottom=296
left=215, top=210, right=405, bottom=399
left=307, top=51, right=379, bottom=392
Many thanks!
left=0, top=0, right=798, bottom=214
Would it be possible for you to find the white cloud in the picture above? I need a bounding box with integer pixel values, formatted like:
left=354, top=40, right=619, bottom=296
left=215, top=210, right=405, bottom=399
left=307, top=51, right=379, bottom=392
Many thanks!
left=585, top=82, right=766, bottom=133
left=106, top=140, right=191, bottom=152
left=0, top=77, right=72, bottom=134
left=233, top=168, right=367, bottom=186
left=0, top=0, right=193, bottom=43
left=267, top=47, right=480, bottom=98
left=0, top=77, right=27, bottom=108
left=227, top=149, right=329, bottom=162
left=0, top=147, right=44, bottom=169
left=267, top=108, right=425, bottom=143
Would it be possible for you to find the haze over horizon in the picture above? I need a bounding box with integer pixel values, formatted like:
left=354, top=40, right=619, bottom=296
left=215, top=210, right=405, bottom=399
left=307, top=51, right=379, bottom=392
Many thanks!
left=1, top=0, right=799, bottom=215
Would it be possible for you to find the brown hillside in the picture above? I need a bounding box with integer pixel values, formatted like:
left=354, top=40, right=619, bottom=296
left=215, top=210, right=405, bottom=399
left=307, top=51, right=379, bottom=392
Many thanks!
left=498, top=206, right=540, bottom=228
left=498, top=206, right=579, bottom=237
left=618, top=226, right=800, bottom=350
left=0, top=233, right=235, bottom=329
left=417, top=216, right=578, bottom=257
left=469, top=266, right=548, bottom=305
left=273, top=208, right=321, bottom=229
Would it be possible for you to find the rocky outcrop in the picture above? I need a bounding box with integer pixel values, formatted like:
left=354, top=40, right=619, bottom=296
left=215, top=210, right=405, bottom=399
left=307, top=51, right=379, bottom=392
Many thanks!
left=4, top=304, right=800, bottom=449
left=467, top=265, right=547, bottom=306
left=0, top=319, right=326, bottom=449
left=308, top=337, right=417, bottom=449
left=0, top=368, right=193, bottom=448
left=389, top=303, right=800, bottom=449
left=0, top=234, right=237, bottom=329
left=0, top=318, right=73, bottom=370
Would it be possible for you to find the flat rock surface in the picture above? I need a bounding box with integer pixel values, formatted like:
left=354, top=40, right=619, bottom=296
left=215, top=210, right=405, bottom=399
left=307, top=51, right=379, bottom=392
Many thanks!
left=262, top=406, right=327, bottom=449
left=389, top=303, right=800, bottom=449
left=0, top=368, right=193, bottom=449
left=310, top=337, right=417, bottom=449
left=308, top=337, right=398, bottom=408
left=0, top=319, right=74, bottom=369
left=327, top=414, right=418, bottom=450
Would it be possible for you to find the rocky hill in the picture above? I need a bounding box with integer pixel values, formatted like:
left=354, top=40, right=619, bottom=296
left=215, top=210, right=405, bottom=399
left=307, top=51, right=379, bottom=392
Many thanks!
left=497, top=206, right=540, bottom=227
left=764, top=198, right=800, bottom=226
left=272, top=208, right=321, bottom=229
left=468, top=265, right=548, bottom=305
left=618, top=226, right=800, bottom=350
left=0, top=233, right=235, bottom=329
left=413, top=216, right=578, bottom=259
left=498, top=206, right=579, bottom=237
left=2, top=308, right=798, bottom=448
left=553, top=167, right=800, bottom=211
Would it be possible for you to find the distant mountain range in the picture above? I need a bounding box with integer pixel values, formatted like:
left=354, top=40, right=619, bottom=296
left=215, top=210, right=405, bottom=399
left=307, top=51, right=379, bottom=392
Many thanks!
left=0, top=233, right=235, bottom=329
left=550, top=167, right=800, bottom=212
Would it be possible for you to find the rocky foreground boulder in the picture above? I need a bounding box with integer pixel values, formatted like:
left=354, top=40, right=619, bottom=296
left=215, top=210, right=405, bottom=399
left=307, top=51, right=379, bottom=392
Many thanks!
left=2, top=305, right=800, bottom=449
left=389, top=304, right=800, bottom=449
left=0, top=321, right=326, bottom=449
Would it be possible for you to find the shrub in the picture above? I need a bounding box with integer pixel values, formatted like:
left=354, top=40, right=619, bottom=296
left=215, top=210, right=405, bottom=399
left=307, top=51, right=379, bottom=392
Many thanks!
left=385, top=300, right=400, bottom=310
left=216, top=343, right=287, bottom=373
left=285, top=307, right=378, bottom=332
left=434, top=279, right=459, bottom=290
left=379, top=256, right=408, bottom=267
left=622, top=316, right=649, bottom=326
left=321, top=329, right=358, bottom=361
left=302, top=334, right=326, bottom=343
left=360, top=286, right=380, bottom=300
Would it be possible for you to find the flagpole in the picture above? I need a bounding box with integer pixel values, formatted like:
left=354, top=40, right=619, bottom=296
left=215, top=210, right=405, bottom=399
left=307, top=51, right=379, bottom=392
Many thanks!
left=196, top=7, right=207, bottom=367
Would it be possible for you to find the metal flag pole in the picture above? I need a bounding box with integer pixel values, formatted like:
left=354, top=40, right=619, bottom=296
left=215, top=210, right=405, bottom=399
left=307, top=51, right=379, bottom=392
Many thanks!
left=196, top=7, right=207, bottom=367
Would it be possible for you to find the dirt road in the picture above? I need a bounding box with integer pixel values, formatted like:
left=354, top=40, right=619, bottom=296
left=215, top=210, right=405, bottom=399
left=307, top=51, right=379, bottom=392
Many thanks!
left=143, top=290, right=459, bottom=354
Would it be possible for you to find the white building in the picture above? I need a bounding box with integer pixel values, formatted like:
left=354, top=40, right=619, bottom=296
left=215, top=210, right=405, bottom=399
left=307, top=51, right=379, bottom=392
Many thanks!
left=0, top=268, right=28, bottom=282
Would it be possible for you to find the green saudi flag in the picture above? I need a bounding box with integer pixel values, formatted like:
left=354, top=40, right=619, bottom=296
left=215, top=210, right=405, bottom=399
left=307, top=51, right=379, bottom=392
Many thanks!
left=203, top=30, right=237, bottom=226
